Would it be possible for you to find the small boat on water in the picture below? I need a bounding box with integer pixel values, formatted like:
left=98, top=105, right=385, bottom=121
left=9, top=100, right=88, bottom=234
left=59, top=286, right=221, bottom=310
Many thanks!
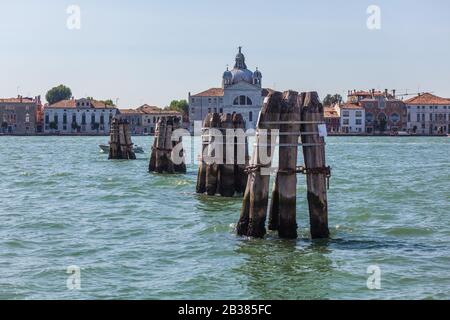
left=99, top=144, right=145, bottom=154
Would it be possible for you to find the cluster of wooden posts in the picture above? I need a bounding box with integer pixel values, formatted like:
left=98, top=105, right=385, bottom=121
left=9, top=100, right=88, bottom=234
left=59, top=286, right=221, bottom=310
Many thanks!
left=108, top=118, right=137, bottom=160
left=149, top=116, right=186, bottom=174
left=196, top=113, right=249, bottom=197
left=108, top=116, right=186, bottom=174
left=236, top=90, right=330, bottom=240
left=109, top=90, right=330, bottom=240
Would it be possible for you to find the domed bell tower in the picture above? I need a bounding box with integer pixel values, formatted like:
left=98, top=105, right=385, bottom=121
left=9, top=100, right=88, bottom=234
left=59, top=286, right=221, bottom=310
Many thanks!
left=253, top=67, right=262, bottom=88
left=222, top=66, right=232, bottom=88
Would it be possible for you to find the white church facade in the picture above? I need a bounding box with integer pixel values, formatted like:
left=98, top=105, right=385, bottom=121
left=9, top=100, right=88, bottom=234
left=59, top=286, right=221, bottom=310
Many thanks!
left=188, top=47, right=269, bottom=131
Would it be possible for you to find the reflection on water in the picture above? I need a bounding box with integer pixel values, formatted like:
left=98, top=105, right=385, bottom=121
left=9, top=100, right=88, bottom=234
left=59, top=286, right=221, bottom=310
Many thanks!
left=235, top=237, right=334, bottom=300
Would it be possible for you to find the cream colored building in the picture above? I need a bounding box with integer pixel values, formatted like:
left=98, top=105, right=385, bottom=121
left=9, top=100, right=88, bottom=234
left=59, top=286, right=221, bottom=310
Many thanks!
left=405, top=93, right=450, bottom=135
left=118, top=104, right=182, bottom=135
left=44, top=98, right=118, bottom=135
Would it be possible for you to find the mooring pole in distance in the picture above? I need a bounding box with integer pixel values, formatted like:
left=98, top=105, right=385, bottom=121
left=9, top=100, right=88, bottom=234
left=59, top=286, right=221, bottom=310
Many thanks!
left=154, top=117, right=168, bottom=173
left=122, top=120, right=136, bottom=160
left=109, top=118, right=136, bottom=160
left=108, top=118, right=119, bottom=160
left=205, top=113, right=221, bottom=196
left=172, top=116, right=187, bottom=174
left=164, top=117, right=175, bottom=174
left=300, top=92, right=330, bottom=239
left=196, top=114, right=212, bottom=193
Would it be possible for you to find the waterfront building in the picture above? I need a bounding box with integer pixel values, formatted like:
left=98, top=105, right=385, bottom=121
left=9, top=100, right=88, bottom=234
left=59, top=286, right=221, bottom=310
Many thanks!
left=118, top=104, right=182, bottom=135
left=324, top=106, right=340, bottom=133
left=188, top=47, right=268, bottom=132
left=0, top=96, right=41, bottom=134
left=404, top=93, right=450, bottom=135
left=346, top=89, right=407, bottom=134
left=118, top=109, right=145, bottom=135
left=43, top=98, right=118, bottom=135
left=335, top=103, right=365, bottom=133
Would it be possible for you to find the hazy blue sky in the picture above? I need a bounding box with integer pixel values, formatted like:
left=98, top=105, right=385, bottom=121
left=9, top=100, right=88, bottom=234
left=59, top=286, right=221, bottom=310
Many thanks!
left=1, top=0, right=449, bottom=108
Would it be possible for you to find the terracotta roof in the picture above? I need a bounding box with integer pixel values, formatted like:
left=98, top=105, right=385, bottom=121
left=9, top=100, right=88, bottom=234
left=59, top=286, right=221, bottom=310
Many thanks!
left=48, top=99, right=115, bottom=109
left=137, top=104, right=161, bottom=113
left=404, top=93, right=450, bottom=105
left=192, top=88, right=224, bottom=97
left=324, top=107, right=340, bottom=118
left=135, top=105, right=181, bottom=115
left=119, top=109, right=144, bottom=115
left=143, top=109, right=181, bottom=115
left=0, top=97, right=35, bottom=103
left=339, top=103, right=363, bottom=110
left=118, top=106, right=181, bottom=116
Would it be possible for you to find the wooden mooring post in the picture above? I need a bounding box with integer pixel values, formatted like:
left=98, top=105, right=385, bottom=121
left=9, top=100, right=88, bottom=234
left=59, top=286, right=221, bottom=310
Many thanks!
left=196, top=112, right=249, bottom=197
left=108, top=118, right=136, bottom=160
left=236, top=91, right=282, bottom=238
left=237, top=90, right=330, bottom=240
left=300, top=92, right=330, bottom=239
left=196, top=114, right=212, bottom=194
left=233, top=113, right=249, bottom=194
left=268, top=90, right=302, bottom=239
left=149, top=116, right=186, bottom=174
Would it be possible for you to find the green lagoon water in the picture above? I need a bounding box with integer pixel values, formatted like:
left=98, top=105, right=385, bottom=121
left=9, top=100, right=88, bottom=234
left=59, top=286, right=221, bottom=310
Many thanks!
left=0, top=136, right=449, bottom=300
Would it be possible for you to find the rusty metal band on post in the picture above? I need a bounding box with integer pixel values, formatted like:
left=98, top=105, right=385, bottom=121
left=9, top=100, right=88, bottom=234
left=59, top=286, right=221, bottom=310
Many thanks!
left=277, top=165, right=332, bottom=189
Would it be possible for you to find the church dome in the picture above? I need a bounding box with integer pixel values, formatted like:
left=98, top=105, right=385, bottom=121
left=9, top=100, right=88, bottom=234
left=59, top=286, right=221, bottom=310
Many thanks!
left=222, top=47, right=262, bottom=87
left=231, top=68, right=253, bottom=84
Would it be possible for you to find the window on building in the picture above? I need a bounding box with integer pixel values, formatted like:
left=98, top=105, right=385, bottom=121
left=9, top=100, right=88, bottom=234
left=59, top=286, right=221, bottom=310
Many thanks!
left=233, top=95, right=253, bottom=106
left=366, top=113, right=373, bottom=124
left=82, top=113, right=86, bottom=125
left=219, top=108, right=223, bottom=113
left=25, top=113, right=30, bottom=123
left=355, top=111, right=362, bottom=117
left=417, top=114, right=420, bottom=122
left=343, top=119, right=349, bottom=125
left=63, top=113, right=67, bottom=124
left=356, top=119, right=362, bottom=125
left=100, top=115, right=104, bottom=124
left=91, top=114, right=96, bottom=124
left=390, top=113, right=400, bottom=123
left=249, top=111, right=253, bottom=122
left=343, top=111, right=350, bottom=117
